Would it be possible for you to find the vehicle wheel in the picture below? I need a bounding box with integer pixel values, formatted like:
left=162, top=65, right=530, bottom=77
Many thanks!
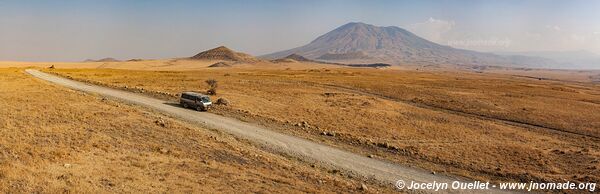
left=196, top=106, right=203, bottom=111
left=182, top=103, right=188, bottom=108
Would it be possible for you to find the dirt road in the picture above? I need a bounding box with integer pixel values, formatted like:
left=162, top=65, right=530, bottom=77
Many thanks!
left=26, top=69, right=504, bottom=193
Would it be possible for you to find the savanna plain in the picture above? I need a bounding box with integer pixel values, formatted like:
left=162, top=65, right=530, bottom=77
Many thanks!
left=0, top=67, right=394, bottom=193
left=1, top=58, right=599, bottom=192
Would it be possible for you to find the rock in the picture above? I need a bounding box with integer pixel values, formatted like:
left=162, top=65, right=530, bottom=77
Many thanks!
left=300, top=121, right=310, bottom=128
left=360, top=183, right=368, bottom=191
left=155, top=119, right=166, bottom=127
left=367, top=154, right=374, bottom=158
left=57, top=174, right=69, bottom=180
left=431, top=171, right=436, bottom=175
left=159, top=148, right=169, bottom=154
left=64, top=163, right=72, bottom=168
left=216, top=98, right=230, bottom=105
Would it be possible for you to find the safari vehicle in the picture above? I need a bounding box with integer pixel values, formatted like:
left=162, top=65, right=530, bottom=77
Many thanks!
left=180, top=92, right=212, bottom=111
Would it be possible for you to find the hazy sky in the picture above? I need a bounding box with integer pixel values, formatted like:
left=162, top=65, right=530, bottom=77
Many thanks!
left=1, top=0, right=600, bottom=61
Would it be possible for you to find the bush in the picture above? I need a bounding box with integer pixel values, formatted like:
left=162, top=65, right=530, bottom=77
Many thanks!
left=205, top=79, right=218, bottom=95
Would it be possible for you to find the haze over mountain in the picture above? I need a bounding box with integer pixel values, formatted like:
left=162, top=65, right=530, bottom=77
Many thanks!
left=263, top=22, right=559, bottom=68
left=495, top=50, right=600, bottom=69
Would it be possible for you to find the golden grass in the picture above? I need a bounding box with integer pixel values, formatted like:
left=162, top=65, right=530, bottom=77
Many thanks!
left=0, top=68, right=390, bottom=193
left=44, top=65, right=600, bottom=185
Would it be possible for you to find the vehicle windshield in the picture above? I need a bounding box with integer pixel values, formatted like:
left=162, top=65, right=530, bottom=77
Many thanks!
left=200, top=97, right=211, bottom=103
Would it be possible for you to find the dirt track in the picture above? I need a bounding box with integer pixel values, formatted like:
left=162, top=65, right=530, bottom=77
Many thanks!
left=26, top=69, right=506, bottom=193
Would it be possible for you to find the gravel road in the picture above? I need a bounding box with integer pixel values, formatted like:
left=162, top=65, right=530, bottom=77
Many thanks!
left=27, top=69, right=506, bottom=193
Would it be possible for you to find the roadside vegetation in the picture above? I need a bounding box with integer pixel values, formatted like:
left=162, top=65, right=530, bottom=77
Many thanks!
left=205, top=79, right=218, bottom=95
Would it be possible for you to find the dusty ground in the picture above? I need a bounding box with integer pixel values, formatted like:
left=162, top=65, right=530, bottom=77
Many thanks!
left=40, top=62, right=600, bottom=187
left=0, top=67, right=393, bottom=193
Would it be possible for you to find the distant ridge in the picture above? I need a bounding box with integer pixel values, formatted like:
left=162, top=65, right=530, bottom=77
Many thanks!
left=191, top=46, right=260, bottom=62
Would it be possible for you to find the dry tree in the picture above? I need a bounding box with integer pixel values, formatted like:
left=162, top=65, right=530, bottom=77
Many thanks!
left=205, top=79, right=218, bottom=95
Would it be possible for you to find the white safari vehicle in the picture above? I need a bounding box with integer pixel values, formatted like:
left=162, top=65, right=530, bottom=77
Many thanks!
left=180, top=92, right=212, bottom=111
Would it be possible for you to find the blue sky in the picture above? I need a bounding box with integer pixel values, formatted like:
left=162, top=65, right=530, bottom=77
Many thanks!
left=1, top=0, right=599, bottom=61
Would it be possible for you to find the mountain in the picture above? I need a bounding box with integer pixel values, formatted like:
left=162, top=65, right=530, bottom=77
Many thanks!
left=262, top=22, right=557, bottom=68
left=191, top=46, right=260, bottom=62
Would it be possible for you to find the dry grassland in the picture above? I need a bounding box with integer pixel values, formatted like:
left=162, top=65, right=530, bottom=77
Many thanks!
left=0, top=68, right=390, bottom=193
left=44, top=65, right=600, bottom=185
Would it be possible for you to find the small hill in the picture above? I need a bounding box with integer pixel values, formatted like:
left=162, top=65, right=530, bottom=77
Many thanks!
left=271, top=58, right=299, bottom=63
left=84, top=58, right=121, bottom=62
left=190, top=46, right=259, bottom=62
left=208, top=62, right=233, bottom=68
left=283, top=54, right=312, bottom=62
left=271, top=53, right=314, bottom=63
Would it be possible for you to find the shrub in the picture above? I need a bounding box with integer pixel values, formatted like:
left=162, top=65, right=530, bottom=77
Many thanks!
left=205, top=79, right=218, bottom=95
